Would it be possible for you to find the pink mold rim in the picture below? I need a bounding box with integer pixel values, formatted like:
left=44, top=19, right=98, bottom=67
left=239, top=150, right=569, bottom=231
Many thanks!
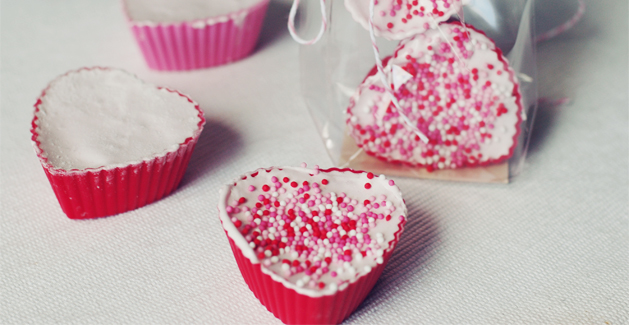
left=30, top=67, right=206, bottom=219
left=219, top=167, right=407, bottom=324
left=122, top=0, right=270, bottom=71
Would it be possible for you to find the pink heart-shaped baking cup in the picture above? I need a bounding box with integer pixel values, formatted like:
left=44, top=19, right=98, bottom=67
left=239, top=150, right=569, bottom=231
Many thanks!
left=218, top=166, right=406, bottom=324
left=31, top=67, right=205, bottom=219
left=123, top=0, right=270, bottom=71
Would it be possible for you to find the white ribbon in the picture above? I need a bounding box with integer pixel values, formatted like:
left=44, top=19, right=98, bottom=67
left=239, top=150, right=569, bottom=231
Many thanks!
left=368, top=0, right=429, bottom=144
left=287, top=0, right=327, bottom=45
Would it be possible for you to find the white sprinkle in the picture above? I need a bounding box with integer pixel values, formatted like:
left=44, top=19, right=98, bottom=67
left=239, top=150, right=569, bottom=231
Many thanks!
left=329, top=283, right=338, bottom=292
left=271, top=256, right=279, bottom=263
left=296, top=280, right=304, bottom=287
left=364, top=266, right=372, bottom=273
left=264, top=250, right=272, bottom=257
left=272, top=192, right=279, bottom=197
left=376, top=257, right=384, bottom=264
left=282, top=264, right=290, bottom=271
left=249, top=242, right=256, bottom=248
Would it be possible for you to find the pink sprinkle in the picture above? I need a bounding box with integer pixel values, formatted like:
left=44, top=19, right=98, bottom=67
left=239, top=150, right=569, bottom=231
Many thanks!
left=248, top=185, right=256, bottom=192
left=226, top=206, right=233, bottom=213
left=331, top=271, right=337, bottom=277
left=388, top=180, right=395, bottom=186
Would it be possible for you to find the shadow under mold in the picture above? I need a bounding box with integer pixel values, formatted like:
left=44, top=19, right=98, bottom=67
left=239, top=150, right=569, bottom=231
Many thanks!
left=255, top=0, right=293, bottom=51
left=178, top=118, right=243, bottom=188
left=523, top=100, right=563, bottom=158
left=347, top=202, right=442, bottom=321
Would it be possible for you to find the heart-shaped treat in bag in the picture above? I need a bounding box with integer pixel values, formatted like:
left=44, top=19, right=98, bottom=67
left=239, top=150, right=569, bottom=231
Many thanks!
left=218, top=164, right=406, bottom=324
left=346, top=22, right=523, bottom=171
left=344, top=0, right=468, bottom=40
left=31, top=67, right=205, bottom=219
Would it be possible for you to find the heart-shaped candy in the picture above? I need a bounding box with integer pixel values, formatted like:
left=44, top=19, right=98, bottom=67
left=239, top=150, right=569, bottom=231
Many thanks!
left=218, top=165, right=406, bottom=324
left=31, top=67, right=205, bottom=219
left=344, top=0, right=468, bottom=40
left=346, top=22, right=523, bottom=171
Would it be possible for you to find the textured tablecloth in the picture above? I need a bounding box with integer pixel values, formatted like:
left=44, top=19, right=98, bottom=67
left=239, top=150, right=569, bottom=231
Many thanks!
left=1, top=0, right=627, bottom=324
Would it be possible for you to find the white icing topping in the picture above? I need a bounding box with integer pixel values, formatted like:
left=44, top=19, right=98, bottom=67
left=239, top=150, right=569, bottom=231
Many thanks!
left=124, top=0, right=263, bottom=23
left=34, top=68, right=202, bottom=170
left=218, top=166, right=406, bottom=297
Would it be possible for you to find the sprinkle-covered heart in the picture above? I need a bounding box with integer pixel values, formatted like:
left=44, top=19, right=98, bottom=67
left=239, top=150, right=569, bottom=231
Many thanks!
left=218, top=164, right=406, bottom=324
left=346, top=22, right=522, bottom=171
left=344, top=0, right=468, bottom=40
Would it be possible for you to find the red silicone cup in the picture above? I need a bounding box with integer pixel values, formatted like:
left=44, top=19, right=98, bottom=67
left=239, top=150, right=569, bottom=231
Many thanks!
left=123, top=0, right=270, bottom=71
left=219, top=167, right=407, bottom=324
left=30, top=67, right=206, bottom=219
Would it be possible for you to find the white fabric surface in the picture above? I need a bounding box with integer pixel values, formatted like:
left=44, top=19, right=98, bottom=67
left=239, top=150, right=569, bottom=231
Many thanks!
left=1, top=0, right=627, bottom=324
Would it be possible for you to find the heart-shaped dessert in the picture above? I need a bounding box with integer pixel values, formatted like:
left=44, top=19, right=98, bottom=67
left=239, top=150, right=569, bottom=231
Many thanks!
left=218, top=164, right=406, bottom=324
left=346, top=22, right=522, bottom=171
left=31, top=67, right=205, bottom=219
left=123, top=0, right=270, bottom=71
left=344, top=0, right=468, bottom=40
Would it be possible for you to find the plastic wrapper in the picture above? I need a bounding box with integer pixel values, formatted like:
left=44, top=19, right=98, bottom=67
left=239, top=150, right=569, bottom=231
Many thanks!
left=298, top=0, right=537, bottom=183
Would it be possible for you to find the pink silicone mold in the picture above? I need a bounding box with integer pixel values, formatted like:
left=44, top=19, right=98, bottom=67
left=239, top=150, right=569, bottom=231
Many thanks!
left=123, top=0, right=270, bottom=71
